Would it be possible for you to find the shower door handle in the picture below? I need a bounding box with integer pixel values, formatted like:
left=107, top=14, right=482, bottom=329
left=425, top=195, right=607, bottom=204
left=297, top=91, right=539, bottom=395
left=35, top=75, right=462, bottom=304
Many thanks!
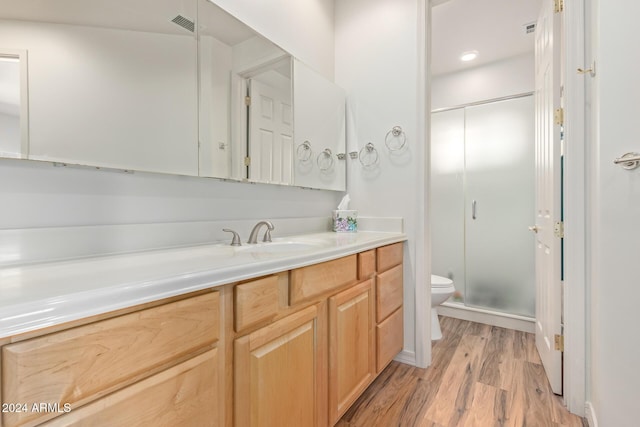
left=471, top=200, right=477, bottom=220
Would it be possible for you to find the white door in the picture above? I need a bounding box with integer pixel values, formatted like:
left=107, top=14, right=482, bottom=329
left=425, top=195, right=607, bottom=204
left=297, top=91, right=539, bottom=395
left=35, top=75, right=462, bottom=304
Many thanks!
left=248, top=78, right=293, bottom=185
left=590, top=0, right=640, bottom=422
left=533, top=0, right=562, bottom=394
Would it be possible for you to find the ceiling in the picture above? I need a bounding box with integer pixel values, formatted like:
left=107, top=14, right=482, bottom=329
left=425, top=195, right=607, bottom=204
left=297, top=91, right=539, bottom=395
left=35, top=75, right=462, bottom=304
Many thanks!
left=431, top=0, right=542, bottom=76
left=0, top=0, right=256, bottom=45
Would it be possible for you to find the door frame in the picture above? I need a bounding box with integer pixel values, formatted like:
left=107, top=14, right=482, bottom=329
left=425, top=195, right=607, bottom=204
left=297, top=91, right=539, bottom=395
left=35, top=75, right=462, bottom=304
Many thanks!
left=422, top=0, right=587, bottom=416
left=560, top=0, right=587, bottom=416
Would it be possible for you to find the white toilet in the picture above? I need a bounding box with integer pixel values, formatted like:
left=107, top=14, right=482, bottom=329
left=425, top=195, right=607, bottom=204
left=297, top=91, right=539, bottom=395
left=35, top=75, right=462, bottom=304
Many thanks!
left=431, top=275, right=456, bottom=341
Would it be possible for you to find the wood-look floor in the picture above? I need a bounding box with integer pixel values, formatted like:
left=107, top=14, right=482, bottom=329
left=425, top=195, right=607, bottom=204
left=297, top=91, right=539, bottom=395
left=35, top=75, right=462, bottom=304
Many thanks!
left=338, top=316, right=587, bottom=427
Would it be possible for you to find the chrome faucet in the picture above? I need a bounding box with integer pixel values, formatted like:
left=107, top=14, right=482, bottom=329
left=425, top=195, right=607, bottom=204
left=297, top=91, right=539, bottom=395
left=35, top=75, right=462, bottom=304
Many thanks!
left=222, top=229, right=242, bottom=246
left=247, top=220, right=274, bottom=244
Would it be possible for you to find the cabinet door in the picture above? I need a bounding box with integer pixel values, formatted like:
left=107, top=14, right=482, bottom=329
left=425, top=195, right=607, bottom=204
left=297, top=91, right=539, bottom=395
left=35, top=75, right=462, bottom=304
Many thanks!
left=42, top=349, right=219, bottom=427
left=234, top=304, right=325, bottom=427
left=328, top=280, right=375, bottom=424
left=377, top=307, right=404, bottom=373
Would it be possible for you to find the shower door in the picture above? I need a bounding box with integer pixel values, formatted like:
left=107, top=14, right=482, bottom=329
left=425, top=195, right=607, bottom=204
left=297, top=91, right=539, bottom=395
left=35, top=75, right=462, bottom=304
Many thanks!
left=464, top=96, right=535, bottom=317
left=431, top=108, right=466, bottom=295
left=431, top=95, right=535, bottom=317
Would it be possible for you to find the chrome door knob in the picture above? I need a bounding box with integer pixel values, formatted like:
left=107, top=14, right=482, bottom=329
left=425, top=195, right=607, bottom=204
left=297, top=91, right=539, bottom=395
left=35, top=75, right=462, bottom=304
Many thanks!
left=528, top=225, right=539, bottom=233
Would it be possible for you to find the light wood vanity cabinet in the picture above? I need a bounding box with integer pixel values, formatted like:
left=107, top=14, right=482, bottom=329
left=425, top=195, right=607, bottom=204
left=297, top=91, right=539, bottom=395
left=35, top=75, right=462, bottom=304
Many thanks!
left=232, top=244, right=403, bottom=427
left=375, top=243, right=404, bottom=373
left=1, top=291, right=222, bottom=427
left=1, top=241, right=403, bottom=427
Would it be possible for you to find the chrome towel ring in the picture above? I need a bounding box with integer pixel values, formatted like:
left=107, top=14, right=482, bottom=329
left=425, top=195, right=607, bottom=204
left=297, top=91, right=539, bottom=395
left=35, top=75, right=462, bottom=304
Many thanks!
left=359, top=142, right=379, bottom=168
left=296, top=140, right=313, bottom=162
left=385, top=125, right=407, bottom=151
left=317, top=148, right=335, bottom=171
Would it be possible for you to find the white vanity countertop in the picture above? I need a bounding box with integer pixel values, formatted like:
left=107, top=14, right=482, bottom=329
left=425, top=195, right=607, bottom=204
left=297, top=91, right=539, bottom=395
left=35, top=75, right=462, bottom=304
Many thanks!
left=0, top=231, right=406, bottom=339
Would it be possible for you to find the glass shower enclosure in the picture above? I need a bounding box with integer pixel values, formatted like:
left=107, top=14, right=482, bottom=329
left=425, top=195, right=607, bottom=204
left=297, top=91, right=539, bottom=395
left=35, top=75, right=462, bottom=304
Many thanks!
left=431, top=95, right=535, bottom=318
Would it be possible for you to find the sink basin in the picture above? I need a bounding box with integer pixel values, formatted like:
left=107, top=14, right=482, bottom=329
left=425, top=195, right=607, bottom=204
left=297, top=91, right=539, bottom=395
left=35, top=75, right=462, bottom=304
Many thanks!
left=236, top=240, right=325, bottom=254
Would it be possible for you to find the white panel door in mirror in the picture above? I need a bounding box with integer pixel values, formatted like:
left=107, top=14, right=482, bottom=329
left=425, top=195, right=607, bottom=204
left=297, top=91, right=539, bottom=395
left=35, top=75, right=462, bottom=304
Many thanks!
left=247, top=76, right=293, bottom=185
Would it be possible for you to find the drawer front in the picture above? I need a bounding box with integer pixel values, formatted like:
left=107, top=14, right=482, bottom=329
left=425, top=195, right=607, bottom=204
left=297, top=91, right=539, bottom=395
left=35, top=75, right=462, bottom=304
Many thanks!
left=234, top=275, right=279, bottom=332
left=42, top=349, right=219, bottom=427
left=357, top=250, right=376, bottom=281
left=376, top=264, right=403, bottom=323
left=2, top=291, right=219, bottom=427
left=376, top=243, right=403, bottom=272
left=376, top=307, right=403, bottom=373
left=289, top=255, right=357, bottom=305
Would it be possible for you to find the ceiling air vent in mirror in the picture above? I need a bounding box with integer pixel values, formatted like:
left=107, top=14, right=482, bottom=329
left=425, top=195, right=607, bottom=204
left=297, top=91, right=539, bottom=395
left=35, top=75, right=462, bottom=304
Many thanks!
left=171, top=15, right=195, bottom=33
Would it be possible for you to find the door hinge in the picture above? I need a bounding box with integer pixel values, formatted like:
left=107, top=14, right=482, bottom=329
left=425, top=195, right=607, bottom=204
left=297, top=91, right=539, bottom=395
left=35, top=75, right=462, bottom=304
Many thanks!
left=554, top=0, right=564, bottom=13
left=554, top=221, right=564, bottom=238
left=245, top=96, right=251, bottom=106
left=554, top=108, right=564, bottom=125
left=554, top=334, right=564, bottom=352
left=244, top=156, right=251, bottom=166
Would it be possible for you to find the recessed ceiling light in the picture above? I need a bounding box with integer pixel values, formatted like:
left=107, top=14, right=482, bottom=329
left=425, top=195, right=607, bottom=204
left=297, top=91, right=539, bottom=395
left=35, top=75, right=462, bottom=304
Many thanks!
left=460, top=50, right=479, bottom=62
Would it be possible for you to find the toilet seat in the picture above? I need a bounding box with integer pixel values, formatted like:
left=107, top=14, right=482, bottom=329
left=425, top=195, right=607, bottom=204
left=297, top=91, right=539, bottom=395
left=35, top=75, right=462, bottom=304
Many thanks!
left=430, top=275, right=456, bottom=341
left=431, top=274, right=453, bottom=288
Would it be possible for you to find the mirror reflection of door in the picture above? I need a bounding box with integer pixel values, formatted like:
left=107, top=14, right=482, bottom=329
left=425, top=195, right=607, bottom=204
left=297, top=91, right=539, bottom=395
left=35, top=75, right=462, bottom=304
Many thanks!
left=246, top=64, right=293, bottom=185
left=0, top=52, right=26, bottom=158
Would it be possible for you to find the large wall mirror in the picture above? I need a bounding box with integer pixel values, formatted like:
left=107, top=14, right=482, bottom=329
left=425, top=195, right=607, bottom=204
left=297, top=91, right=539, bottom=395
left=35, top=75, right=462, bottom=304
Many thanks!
left=0, top=0, right=346, bottom=191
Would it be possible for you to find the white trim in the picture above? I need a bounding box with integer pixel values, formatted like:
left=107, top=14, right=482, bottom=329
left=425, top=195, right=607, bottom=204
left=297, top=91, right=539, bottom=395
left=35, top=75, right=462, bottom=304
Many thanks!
left=585, top=402, right=598, bottom=427
left=438, top=302, right=535, bottom=333
left=562, top=0, right=588, bottom=416
left=431, top=91, right=534, bottom=113
left=414, top=0, right=431, bottom=369
left=394, top=349, right=417, bottom=366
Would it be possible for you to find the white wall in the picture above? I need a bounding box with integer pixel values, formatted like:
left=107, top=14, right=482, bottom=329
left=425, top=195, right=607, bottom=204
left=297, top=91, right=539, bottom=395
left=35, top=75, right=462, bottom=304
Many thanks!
left=335, top=0, right=427, bottom=365
left=0, top=158, right=339, bottom=229
left=211, top=0, right=335, bottom=80
left=431, top=53, right=534, bottom=110
left=0, top=113, right=19, bottom=157
left=1, top=20, right=199, bottom=175
left=587, top=0, right=640, bottom=424
left=294, top=60, right=346, bottom=191
left=0, top=0, right=340, bottom=235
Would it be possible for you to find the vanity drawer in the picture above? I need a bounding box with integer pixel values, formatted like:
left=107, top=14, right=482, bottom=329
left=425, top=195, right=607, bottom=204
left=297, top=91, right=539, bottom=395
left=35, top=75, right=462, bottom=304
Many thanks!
left=376, top=264, right=404, bottom=323
left=290, top=255, right=357, bottom=305
left=234, top=275, right=279, bottom=332
left=376, top=243, right=403, bottom=272
left=358, top=250, right=376, bottom=280
left=42, top=349, right=219, bottom=427
left=2, top=291, right=219, bottom=427
left=376, top=307, right=403, bottom=373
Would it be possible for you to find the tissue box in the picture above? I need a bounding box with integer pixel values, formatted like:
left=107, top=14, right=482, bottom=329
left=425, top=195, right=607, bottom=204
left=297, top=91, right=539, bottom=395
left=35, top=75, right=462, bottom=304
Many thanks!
left=333, top=210, right=358, bottom=232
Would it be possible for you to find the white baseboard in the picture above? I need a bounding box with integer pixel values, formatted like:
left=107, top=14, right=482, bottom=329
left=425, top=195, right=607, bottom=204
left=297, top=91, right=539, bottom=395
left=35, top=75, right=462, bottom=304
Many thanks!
left=585, top=402, right=598, bottom=427
left=438, top=302, right=535, bottom=333
left=394, top=350, right=416, bottom=366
